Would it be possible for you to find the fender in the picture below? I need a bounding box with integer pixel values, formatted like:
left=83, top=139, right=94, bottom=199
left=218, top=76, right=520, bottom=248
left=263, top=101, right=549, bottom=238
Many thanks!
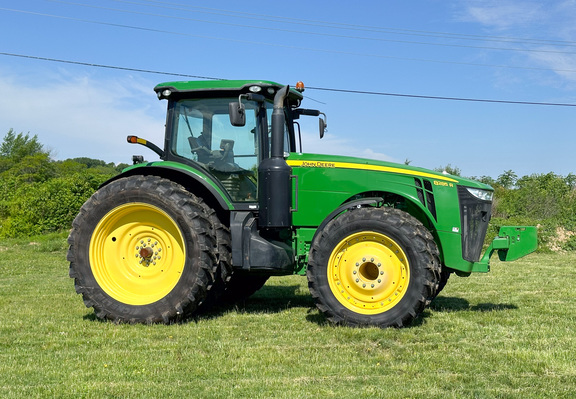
left=311, top=197, right=383, bottom=246
left=101, top=161, right=234, bottom=210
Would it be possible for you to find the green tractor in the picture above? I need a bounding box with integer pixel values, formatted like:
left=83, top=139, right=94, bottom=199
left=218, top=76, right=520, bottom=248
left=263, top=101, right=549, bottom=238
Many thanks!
left=67, top=80, right=537, bottom=327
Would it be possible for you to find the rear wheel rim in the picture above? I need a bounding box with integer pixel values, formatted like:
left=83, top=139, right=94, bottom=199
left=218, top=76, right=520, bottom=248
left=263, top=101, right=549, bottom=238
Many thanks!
left=89, top=203, right=186, bottom=305
left=327, top=231, right=410, bottom=315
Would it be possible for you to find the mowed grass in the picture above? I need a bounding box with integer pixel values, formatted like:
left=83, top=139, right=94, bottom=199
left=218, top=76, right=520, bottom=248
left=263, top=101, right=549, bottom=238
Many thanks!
left=1, top=235, right=575, bottom=398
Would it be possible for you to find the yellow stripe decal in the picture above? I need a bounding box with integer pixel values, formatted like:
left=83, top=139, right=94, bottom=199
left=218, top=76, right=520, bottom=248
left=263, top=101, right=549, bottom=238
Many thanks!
left=286, top=160, right=459, bottom=183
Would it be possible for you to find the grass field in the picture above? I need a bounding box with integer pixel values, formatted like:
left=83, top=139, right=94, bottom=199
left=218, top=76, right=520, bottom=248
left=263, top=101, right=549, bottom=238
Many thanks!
left=1, top=234, right=575, bottom=398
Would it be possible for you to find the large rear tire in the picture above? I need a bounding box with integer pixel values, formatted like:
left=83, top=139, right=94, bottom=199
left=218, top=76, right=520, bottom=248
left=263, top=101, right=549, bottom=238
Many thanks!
left=307, top=207, right=439, bottom=328
left=67, top=176, right=217, bottom=323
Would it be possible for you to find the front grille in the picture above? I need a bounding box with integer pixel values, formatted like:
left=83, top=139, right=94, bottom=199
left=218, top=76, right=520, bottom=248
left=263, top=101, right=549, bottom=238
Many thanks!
left=458, top=186, right=492, bottom=262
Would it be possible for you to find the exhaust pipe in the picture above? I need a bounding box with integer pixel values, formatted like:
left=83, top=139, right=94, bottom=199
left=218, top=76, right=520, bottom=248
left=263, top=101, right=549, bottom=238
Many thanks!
left=258, top=86, right=292, bottom=228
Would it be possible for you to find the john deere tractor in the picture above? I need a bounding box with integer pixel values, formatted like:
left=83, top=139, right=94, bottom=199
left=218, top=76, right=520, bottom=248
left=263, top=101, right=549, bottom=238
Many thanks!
left=67, top=80, right=537, bottom=327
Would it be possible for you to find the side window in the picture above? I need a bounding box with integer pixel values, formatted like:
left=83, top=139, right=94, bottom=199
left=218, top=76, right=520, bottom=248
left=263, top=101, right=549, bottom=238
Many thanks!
left=211, top=110, right=258, bottom=171
left=283, top=124, right=291, bottom=155
left=171, top=98, right=261, bottom=202
left=174, top=107, right=203, bottom=161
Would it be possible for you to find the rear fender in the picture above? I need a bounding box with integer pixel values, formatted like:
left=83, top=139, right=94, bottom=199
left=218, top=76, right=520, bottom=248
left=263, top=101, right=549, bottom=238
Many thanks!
left=101, top=163, right=234, bottom=212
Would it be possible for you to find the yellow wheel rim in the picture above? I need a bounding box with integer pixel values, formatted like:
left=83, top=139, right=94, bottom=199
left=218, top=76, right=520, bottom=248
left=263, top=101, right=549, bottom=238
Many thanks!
left=89, top=203, right=186, bottom=306
left=328, top=232, right=410, bottom=315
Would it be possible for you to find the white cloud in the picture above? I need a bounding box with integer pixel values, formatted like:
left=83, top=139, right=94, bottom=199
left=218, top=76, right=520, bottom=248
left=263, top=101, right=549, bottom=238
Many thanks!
left=297, top=130, right=397, bottom=163
left=0, top=70, right=166, bottom=164
left=460, top=0, right=576, bottom=84
left=463, top=0, right=544, bottom=30
left=0, top=69, right=399, bottom=166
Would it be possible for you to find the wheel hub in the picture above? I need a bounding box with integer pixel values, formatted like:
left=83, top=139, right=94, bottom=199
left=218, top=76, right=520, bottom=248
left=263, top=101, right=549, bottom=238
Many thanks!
left=135, top=239, right=162, bottom=267
left=328, top=232, right=410, bottom=314
left=353, top=258, right=383, bottom=289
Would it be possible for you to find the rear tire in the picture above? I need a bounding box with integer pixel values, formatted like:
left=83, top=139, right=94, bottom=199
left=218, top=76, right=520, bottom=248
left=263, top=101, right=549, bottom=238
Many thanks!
left=307, top=207, right=439, bottom=328
left=67, top=176, right=217, bottom=323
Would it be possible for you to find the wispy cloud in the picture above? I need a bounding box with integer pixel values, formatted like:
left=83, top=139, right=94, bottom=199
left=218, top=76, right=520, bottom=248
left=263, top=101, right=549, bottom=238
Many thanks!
left=0, top=70, right=166, bottom=163
left=299, top=130, right=397, bottom=163
left=463, top=0, right=545, bottom=30
left=460, top=0, right=576, bottom=83
left=0, top=68, right=398, bottom=165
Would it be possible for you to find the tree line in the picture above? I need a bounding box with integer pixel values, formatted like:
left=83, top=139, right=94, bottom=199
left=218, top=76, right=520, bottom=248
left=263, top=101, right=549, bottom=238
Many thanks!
left=0, top=129, right=128, bottom=238
left=2, top=130, right=575, bottom=251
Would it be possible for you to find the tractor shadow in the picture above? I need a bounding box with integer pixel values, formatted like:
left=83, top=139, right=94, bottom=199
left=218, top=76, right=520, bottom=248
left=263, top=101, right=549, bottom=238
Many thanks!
left=201, top=289, right=519, bottom=327
left=200, top=283, right=317, bottom=321
left=428, top=296, right=518, bottom=313
left=81, top=289, right=518, bottom=327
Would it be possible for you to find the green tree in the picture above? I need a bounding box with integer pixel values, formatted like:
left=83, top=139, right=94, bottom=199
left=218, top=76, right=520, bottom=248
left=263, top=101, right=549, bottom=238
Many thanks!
left=0, top=129, right=47, bottom=161
left=434, top=164, right=461, bottom=176
left=496, top=170, right=518, bottom=189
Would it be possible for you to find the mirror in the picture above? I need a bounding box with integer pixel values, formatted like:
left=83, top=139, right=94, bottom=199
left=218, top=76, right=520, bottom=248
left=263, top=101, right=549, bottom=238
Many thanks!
left=229, top=102, right=246, bottom=127
left=319, top=112, right=327, bottom=139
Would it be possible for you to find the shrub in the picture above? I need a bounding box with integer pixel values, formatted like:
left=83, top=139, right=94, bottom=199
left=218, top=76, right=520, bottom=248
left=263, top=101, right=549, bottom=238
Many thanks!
left=0, top=172, right=110, bottom=238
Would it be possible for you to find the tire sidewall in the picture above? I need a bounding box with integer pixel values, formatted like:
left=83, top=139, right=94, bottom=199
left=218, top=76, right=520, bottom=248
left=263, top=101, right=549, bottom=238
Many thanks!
left=309, top=207, right=434, bottom=327
left=70, top=176, right=214, bottom=322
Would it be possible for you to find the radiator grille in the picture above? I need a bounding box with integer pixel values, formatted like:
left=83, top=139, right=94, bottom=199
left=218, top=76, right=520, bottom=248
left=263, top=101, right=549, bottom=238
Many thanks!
left=458, top=186, right=492, bottom=262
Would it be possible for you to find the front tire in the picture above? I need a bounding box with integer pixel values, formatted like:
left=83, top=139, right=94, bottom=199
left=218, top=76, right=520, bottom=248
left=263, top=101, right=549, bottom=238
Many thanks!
left=307, top=207, right=439, bottom=328
left=67, top=176, right=217, bottom=323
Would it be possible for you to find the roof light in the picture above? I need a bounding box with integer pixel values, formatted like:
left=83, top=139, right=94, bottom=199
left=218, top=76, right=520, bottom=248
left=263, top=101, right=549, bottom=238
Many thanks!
left=162, top=89, right=172, bottom=97
left=296, top=81, right=305, bottom=92
left=249, top=85, right=262, bottom=93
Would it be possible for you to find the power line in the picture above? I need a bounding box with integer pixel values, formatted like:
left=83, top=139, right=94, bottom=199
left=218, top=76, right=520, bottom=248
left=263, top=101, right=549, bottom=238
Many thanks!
left=5, top=5, right=576, bottom=57
left=0, top=52, right=217, bottom=80
left=306, top=86, right=576, bottom=107
left=95, top=0, right=576, bottom=48
left=4, top=6, right=576, bottom=74
left=2, top=51, right=576, bottom=107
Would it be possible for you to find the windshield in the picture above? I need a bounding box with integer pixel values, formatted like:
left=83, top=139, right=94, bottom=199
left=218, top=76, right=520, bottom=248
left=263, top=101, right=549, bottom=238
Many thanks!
left=171, top=97, right=272, bottom=202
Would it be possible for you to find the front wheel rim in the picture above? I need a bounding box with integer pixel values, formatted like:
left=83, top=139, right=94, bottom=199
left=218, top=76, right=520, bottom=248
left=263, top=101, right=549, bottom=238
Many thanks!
left=89, top=203, right=186, bottom=306
left=327, top=232, right=410, bottom=315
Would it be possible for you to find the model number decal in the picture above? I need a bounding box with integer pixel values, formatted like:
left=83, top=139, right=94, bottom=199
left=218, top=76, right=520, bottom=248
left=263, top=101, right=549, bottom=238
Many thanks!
left=434, top=181, right=455, bottom=188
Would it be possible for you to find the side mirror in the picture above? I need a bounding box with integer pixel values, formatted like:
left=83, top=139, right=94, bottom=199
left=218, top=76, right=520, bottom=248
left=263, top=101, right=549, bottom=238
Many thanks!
left=229, top=102, right=246, bottom=127
left=319, top=113, right=327, bottom=139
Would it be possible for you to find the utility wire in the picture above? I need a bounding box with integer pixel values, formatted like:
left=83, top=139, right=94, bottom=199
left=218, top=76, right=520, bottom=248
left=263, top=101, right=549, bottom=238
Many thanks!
left=2, top=51, right=576, bottom=107
left=5, top=5, right=576, bottom=56
left=4, top=5, right=576, bottom=72
left=88, top=0, right=576, bottom=47
left=306, top=86, right=576, bottom=107
left=0, top=52, right=216, bottom=80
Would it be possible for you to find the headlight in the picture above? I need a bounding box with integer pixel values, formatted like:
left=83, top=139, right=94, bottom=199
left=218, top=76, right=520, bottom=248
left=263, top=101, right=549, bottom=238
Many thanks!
left=465, top=187, right=493, bottom=201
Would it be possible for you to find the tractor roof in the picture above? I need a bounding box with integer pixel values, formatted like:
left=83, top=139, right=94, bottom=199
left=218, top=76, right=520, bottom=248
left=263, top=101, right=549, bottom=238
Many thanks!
left=154, top=80, right=304, bottom=102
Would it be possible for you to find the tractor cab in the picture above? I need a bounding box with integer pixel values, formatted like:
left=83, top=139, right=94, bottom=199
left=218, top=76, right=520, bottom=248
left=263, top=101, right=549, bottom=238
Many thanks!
left=153, top=80, right=311, bottom=204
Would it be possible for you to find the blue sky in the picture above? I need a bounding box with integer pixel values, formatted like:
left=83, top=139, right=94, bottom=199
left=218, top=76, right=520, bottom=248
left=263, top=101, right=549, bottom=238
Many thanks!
left=1, top=0, right=576, bottom=179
